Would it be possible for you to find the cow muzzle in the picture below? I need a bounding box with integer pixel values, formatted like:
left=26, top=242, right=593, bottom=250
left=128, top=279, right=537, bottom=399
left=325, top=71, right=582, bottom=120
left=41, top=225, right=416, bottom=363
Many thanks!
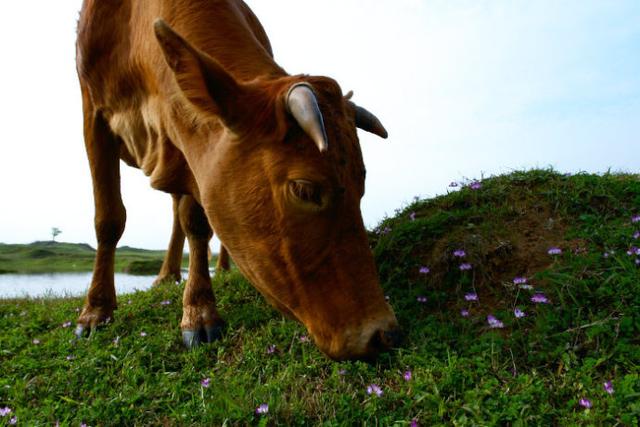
left=319, top=312, right=402, bottom=361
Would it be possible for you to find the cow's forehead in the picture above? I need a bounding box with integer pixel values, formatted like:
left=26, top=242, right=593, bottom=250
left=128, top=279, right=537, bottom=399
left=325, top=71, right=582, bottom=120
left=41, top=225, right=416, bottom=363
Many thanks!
left=278, top=102, right=364, bottom=192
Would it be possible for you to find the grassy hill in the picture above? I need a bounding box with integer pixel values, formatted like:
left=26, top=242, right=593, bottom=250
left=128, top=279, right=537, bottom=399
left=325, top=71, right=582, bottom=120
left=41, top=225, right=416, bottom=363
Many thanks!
left=0, top=242, right=176, bottom=274
left=0, top=170, right=639, bottom=425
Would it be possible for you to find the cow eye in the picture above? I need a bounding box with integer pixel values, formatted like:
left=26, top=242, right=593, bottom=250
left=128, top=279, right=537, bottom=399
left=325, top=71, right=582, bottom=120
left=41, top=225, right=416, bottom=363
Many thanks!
left=288, top=179, right=325, bottom=208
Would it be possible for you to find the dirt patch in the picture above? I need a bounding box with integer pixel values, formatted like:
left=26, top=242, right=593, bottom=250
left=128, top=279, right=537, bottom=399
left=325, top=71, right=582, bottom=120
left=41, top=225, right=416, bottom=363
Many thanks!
left=400, top=200, right=572, bottom=316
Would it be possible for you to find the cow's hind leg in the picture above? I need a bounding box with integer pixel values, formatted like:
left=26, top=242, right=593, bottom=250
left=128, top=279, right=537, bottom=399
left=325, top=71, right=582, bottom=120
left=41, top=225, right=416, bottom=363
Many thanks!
left=179, top=195, right=225, bottom=348
left=154, top=194, right=185, bottom=285
left=215, top=244, right=230, bottom=272
left=76, top=109, right=126, bottom=338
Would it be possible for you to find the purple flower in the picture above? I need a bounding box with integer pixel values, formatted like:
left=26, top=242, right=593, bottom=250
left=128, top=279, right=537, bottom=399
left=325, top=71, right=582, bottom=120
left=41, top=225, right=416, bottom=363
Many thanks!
left=627, top=247, right=640, bottom=256
left=160, top=300, right=171, bottom=306
left=410, top=419, right=420, bottom=427
left=201, top=377, right=210, bottom=388
left=32, top=339, right=40, bottom=345
left=366, top=384, right=383, bottom=397
left=419, top=266, right=430, bottom=274
left=338, top=369, right=347, bottom=375
left=453, top=249, right=466, bottom=258
left=381, top=226, right=391, bottom=235
left=469, top=181, right=482, bottom=190
left=531, top=294, right=549, bottom=304
left=579, top=398, right=592, bottom=409
left=416, top=296, right=427, bottom=303
left=9, top=417, right=17, bottom=425
left=636, top=258, right=640, bottom=266
left=459, top=263, right=472, bottom=271
left=449, top=182, right=459, bottom=188
left=266, top=344, right=277, bottom=354
left=513, top=276, right=527, bottom=285
left=514, top=308, right=526, bottom=318
left=0, top=407, right=12, bottom=417
left=81, top=423, right=87, bottom=427
left=603, top=251, right=610, bottom=258
left=632, top=215, right=640, bottom=223
left=299, top=335, right=309, bottom=343
left=464, top=292, right=478, bottom=301
left=403, top=370, right=412, bottom=381
left=548, top=247, right=562, bottom=255
left=487, top=315, right=504, bottom=329
left=140, top=331, right=147, bottom=337
left=62, top=321, right=72, bottom=328
left=604, top=381, right=614, bottom=395
left=409, top=212, right=416, bottom=221
left=256, top=403, right=269, bottom=415
left=633, top=231, right=640, bottom=239
left=460, top=309, right=470, bottom=317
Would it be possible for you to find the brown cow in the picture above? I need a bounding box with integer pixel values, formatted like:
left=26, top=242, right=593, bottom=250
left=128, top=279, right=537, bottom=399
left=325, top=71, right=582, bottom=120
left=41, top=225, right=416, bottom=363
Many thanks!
left=75, top=0, right=400, bottom=360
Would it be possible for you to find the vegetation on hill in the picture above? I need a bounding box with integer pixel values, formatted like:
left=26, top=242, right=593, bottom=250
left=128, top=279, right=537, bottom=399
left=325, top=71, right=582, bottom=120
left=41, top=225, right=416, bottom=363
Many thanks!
left=0, top=242, right=182, bottom=274
left=1, top=170, right=639, bottom=425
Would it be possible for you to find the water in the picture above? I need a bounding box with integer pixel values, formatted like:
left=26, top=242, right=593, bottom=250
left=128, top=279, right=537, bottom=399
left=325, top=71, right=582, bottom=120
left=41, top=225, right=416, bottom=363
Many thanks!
left=0, top=272, right=159, bottom=299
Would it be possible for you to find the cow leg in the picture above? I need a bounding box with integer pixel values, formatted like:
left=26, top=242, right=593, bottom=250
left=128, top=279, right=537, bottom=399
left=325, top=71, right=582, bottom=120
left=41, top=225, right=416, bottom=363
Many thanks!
left=179, top=195, right=225, bottom=348
left=76, top=111, right=126, bottom=338
left=215, top=244, right=230, bottom=272
left=154, top=194, right=185, bottom=285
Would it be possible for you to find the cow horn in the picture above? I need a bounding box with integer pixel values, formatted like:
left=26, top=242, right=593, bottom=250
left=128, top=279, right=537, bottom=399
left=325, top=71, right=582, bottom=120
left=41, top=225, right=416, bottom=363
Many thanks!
left=286, top=83, right=328, bottom=153
left=351, top=102, right=388, bottom=139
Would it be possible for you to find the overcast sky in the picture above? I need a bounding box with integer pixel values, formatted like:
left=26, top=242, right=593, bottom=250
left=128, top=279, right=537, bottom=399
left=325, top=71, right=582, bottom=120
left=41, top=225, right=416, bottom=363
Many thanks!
left=0, top=1, right=638, bottom=250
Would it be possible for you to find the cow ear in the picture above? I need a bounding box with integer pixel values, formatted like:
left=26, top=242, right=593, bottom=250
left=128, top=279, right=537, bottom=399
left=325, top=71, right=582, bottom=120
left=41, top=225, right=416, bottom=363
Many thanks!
left=154, top=19, right=245, bottom=126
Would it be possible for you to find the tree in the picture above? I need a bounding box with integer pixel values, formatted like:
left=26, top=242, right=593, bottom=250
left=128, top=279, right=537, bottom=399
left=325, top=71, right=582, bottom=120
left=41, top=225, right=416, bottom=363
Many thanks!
left=51, top=227, right=62, bottom=242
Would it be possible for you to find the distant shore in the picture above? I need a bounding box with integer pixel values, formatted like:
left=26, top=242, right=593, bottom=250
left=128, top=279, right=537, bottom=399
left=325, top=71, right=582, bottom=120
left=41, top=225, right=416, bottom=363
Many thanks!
left=0, top=241, right=193, bottom=274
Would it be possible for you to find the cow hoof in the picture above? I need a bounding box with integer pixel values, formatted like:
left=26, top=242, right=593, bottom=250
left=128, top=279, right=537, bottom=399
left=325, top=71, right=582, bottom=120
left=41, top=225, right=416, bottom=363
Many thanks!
left=74, top=306, right=114, bottom=340
left=182, top=322, right=225, bottom=349
left=73, top=322, right=106, bottom=340
left=73, top=322, right=106, bottom=339
left=74, top=324, right=88, bottom=339
left=153, top=273, right=181, bottom=286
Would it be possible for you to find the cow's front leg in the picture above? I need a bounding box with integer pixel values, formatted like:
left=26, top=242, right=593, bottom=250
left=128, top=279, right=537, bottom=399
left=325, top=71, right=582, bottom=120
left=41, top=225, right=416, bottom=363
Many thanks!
left=76, top=109, right=126, bottom=337
left=179, top=196, right=225, bottom=348
left=154, top=194, right=185, bottom=285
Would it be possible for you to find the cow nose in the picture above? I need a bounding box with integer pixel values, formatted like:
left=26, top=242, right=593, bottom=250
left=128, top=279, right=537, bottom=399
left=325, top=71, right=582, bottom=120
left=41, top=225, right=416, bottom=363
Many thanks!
left=369, top=326, right=403, bottom=353
left=382, top=327, right=403, bottom=348
left=380, top=327, right=403, bottom=348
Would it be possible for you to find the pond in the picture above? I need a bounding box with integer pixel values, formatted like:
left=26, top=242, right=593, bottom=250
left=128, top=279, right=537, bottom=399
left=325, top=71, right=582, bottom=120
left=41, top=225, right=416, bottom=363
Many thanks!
left=0, top=272, right=161, bottom=299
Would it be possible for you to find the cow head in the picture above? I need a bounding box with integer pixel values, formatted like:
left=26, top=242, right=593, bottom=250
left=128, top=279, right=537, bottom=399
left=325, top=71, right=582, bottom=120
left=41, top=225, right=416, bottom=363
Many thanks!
left=154, top=21, right=400, bottom=360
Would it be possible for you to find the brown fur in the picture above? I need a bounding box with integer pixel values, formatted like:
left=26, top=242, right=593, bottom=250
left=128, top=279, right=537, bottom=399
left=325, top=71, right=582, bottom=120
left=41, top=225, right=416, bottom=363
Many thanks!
left=76, top=0, right=397, bottom=360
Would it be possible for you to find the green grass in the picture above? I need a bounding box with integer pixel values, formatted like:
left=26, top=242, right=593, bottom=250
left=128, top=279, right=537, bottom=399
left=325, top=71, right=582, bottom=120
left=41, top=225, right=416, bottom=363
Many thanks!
left=0, top=242, right=197, bottom=274
left=1, top=169, right=639, bottom=425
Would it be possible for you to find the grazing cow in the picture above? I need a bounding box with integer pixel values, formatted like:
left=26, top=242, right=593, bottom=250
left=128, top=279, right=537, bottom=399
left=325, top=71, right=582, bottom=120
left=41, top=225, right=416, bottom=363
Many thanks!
left=75, top=0, right=400, bottom=360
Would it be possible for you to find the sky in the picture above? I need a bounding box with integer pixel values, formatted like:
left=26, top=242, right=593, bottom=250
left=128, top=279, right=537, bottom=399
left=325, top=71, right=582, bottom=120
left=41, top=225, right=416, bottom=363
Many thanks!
left=0, top=1, right=638, bottom=250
